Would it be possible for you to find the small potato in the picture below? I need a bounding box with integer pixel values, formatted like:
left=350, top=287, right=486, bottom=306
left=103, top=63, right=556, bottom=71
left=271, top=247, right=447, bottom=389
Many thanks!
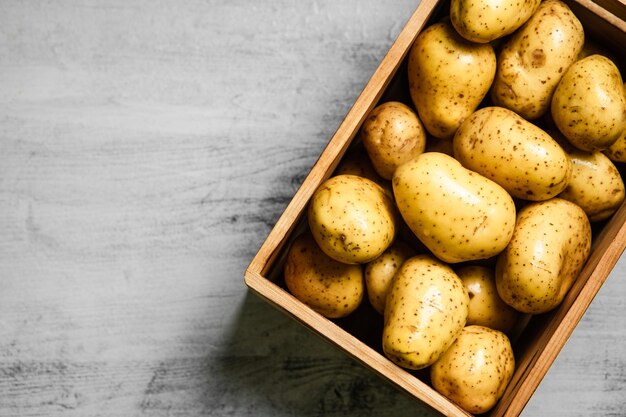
left=557, top=138, right=625, bottom=222
left=490, top=0, right=584, bottom=120
left=604, top=127, right=626, bottom=163
left=407, top=21, right=496, bottom=139
left=365, top=240, right=415, bottom=315
left=393, top=152, right=516, bottom=263
left=453, top=106, right=572, bottom=201
left=450, top=0, right=541, bottom=43
left=431, top=325, right=515, bottom=414
left=334, top=143, right=393, bottom=197
left=551, top=55, right=626, bottom=152
left=361, top=101, right=426, bottom=180
left=496, top=198, right=591, bottom=314
left=383, top=255, right=469, bottom=370
left=335, top=143, right=384, bottom=183
left=425, top=136, right=454, bottom=157
left=284, top=233, right=364, bottom=319
left=458, top=266, right=519, bottom=334
left=308, top=175, right=396, bottom=264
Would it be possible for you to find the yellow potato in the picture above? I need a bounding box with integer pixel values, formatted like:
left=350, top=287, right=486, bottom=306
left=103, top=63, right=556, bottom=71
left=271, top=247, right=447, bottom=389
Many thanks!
left=431, top=325, right=515, bottom=414
left=496, top=198, right=591, bottom=314
left=450, top=0, right=540, bottom=43
left=360, top=101, right=426, bottom=180
left=551, top=55, right=626, bottom=152
left=335, top=143, right=384, bottom=183
left=393, top=152, right=516, bottom=263
left=334, top=143, right=393, bottom=197
left=424, top=136, right=454, bottom=157
left=407, top=21, right=496, bottom=139
left=365, top=240, right=415, bottom=315
left=457, top=266, right=519, bottom=334
left=284, top=233, right=363, bottom=319
left=308, top=174, right=396, bottom=264
left=604, top=126, right=626, bottom=163
left=557, top=142, right=625, bottom=222
left=490, top=0, right=584, bottom=120
left=383, top=255, right=469, bottom=370
left=453, top=106, right=572, bottom=201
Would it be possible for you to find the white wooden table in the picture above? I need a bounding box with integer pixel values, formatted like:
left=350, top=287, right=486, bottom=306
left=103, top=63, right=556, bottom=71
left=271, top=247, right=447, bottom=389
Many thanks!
left=1, top=1, right=624, bottom=416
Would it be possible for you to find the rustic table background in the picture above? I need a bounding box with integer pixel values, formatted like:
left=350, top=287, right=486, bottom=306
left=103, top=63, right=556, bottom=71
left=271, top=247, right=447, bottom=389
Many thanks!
left=1, top=1, right=624, bottom=416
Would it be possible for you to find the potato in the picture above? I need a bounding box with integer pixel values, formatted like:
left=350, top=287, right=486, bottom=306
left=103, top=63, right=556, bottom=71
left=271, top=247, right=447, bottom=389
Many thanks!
left=458, top=266, right=519, bottom=334
left=430, top=325, right=515, bottom=414
left=383, top=254, right=469, bottom=370
left=450, top=0, right=540, bottom=43
left=308, top=174, right=396, bottom=264
left=284, top=233, right=364, bottom=318
left=551, top=55, right=626, bottom=152
left=490, top=0, right=584, bottom=120
left=407, top=21, right=496, bottom=139
left=496, top=198, right=591, bottom=314
left=557, top=143, right=625, bottom=222
left=425, top=136, right=454, bottom=157
left=365, top=240, right=415, bottom=315
left=335, top=143, right=384, bottom=183
left=453, top=106, right=572, bottom=201
left=604, top=125, right=626, bottom=163
left=393, top=152, right=516, bottom=263
left=334, top=143, right=393, bottom=197
left=360, top=101, right=426, bottom=180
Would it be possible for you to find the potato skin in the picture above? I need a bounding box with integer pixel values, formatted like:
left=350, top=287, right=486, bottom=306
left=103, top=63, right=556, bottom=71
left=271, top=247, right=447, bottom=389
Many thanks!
left=284, top=233, right=364, bottom=319
left=407, top=21, right=496, bottom=139
left=496, top=198, right=591, bottom=314
left=453, top=106, right=572, bottom=201
left=551, top=55, right=626, bottom=152
left=361, top=101, right=426, bottom=180
left=450, top=0, right=540, bottom=43
left=383, top=255, right=469, bottom=370
left=393, top=152, right=516, bottom=263
left=458, top=266, right=519, bottom=334
left=558, top=146, right=625, bottom=222
left=365, top=240, right=415, bottom=315
left=605, top=130, right=626, bottom=163
left=334, top=144, right=393, bottom=197
left=308, top=175, right=396, bottom=264
left=430, top=325, right=515, bottom=414
left=490, top=0, right=584, bottom=120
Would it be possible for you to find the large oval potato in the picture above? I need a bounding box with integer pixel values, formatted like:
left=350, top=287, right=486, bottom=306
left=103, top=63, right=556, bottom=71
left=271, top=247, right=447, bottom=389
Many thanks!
left=458, top=266, right=519, bottom=334
left=450, top=0, right=540, bottom=43
left=496, top=198, right=591, bottom=314
left=490, top=0, right=584, bottom=120
left=557, top=143, right=625, bottom=222
left=284, top=233, right=364, bottom=318
left=393, top=152, right=516, bottom=263
left=407, top=21, right=496, bottom=139
left=361, top=101, right=426, bottom=180
left=308, top=175, right=396, bottom=264
left=365, top=240, right=415, bottom=315
left=383, top=255, right=469, bottom=370
left=431, top=325, right=515, bottom=414
left=453, top=106, right=572, bottom=201
left=551, top=55, right=626, bottom=152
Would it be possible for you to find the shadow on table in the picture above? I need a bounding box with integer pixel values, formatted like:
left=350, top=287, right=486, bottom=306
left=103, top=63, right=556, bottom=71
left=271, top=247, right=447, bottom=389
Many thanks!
left=207, top=290, right=440, bottom=417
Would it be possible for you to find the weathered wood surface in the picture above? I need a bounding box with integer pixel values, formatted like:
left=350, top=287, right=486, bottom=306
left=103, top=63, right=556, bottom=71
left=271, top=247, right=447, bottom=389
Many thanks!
left=0, top=1, right=624, bottom=416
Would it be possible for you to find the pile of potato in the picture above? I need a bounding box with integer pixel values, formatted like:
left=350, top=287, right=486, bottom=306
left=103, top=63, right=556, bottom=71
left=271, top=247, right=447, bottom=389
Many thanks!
left=283, top=0, right=626, bottom=413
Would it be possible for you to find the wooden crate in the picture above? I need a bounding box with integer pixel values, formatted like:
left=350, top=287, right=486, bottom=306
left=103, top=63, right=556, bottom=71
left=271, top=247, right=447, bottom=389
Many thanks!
left=244, top=0, right=626, bottom=416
